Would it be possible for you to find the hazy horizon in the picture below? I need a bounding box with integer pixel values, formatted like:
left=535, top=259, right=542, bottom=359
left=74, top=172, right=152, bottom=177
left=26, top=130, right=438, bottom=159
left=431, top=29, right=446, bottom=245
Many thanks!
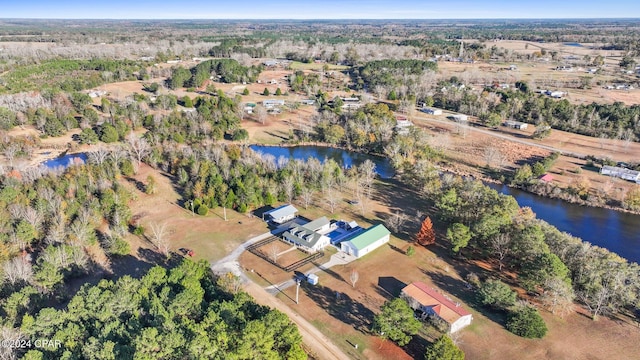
left=3, top=0, right=640, bottom=20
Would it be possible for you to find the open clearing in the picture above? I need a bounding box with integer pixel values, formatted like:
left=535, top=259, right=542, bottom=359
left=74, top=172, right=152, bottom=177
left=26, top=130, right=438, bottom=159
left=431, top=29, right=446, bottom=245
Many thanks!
left=119, top=164, right=269, bottom=263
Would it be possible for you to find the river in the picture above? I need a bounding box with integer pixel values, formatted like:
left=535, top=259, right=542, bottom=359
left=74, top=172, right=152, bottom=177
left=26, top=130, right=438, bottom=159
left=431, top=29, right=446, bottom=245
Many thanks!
left=249, top=145, right=395, bottom=179
left=488, top=184, right=640, bottom=264
left=250, top=145, right=640, bottom=263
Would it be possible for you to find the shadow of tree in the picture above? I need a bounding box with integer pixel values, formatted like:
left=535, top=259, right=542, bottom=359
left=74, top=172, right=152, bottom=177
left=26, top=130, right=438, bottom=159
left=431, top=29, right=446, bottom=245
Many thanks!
left=303, top=283, right=375, bottom=333
left=312, top=261, right=345, bottom=282
left=377, top=276, right=406, bottom=299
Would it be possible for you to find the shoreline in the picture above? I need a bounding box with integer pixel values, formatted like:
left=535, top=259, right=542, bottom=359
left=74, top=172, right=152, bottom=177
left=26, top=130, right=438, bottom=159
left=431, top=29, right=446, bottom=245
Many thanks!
left=248, top=141, right=640, bottom=216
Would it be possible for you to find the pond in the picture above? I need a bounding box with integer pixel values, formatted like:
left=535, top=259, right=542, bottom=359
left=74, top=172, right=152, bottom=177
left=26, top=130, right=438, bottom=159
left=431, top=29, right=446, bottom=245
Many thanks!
left=249, top=145, right=395, bottom=178
left=41, top=153, right=88, bottom=170
left=488, top=184, right=640, bottom=264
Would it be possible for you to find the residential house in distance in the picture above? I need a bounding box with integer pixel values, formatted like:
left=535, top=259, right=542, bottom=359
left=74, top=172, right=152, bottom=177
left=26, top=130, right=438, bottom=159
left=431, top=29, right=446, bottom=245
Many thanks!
left=262, top=99, right=286, bottom=108
left=401, top=282, right=473, bottom=333
left=340, top=224, right=390, bottom=258
left=263, top=60, right=279, bottom=67
left=396, top=116, right=413, bottom=133
left=450, top=114, right=469, bottom=122
left=340, top=97, right=362, bottom=110
left=282, top=217, right=332, bottom=253
left=421, top=107, right=443, bottom=115
left=503, top=120, right=528, bottom=130
left=263, top=204, right=298, bottom=224
left=600, top=165, right=640, bottom=184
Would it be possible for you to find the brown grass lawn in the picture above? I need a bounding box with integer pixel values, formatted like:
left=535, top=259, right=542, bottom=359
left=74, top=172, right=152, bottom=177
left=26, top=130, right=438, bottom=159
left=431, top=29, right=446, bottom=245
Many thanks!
left=412, top=114, right=640, bottom=201
left=120, top=164, right=269, bottom=263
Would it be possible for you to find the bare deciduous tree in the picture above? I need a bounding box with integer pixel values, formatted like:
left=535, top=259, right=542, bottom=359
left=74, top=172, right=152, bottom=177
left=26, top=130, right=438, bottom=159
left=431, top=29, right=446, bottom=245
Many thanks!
left=3, top=145, right=18, bottom=168
left=324, top=186, right=340, bottom=213
left=125, top=132, right=150, bottom=172
left=300, top=187, right=314, bottom=210
left=490, top=233, right=512, bottom=271
left=2, top=257, right=33, bottom=285
left=254, top=105, right=267, bottom=125
left=540, top=277, right=575, bottom=317
left=0, top=326, right=26, bottom=360
left=269, top=243, right=280, bottom=264
left=149, top=222, right=170, bottom=258
left=385, top=211, right=407, bottom=233
left=282, top=177, right=296, bottom=203
left=88, top=145, right=110, bottom=166
left=349, top=269, right=359, bottom=288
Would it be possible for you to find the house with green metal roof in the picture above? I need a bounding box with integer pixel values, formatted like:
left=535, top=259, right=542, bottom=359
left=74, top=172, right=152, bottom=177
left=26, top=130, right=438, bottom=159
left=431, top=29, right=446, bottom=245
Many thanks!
left=340, top=224, right=391, bottom=258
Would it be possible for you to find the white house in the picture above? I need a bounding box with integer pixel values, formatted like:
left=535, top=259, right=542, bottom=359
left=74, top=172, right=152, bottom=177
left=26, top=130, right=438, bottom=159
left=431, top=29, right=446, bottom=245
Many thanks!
left=340, top=224, right=390, bottom=258
left=422, top=107, right=443, bottom=115
left=401, top=282, right=473, bottom=333
left=451, top=114, right=468, bottom=122
left=503, top=120, right=528, bottom=130
left=263, top=204, right=298, bottom=224
left=601, top=165, right=640, bottom=183
left=263, top=99, right=285, bottom=108
left=282, top=217, right=332, bottom=253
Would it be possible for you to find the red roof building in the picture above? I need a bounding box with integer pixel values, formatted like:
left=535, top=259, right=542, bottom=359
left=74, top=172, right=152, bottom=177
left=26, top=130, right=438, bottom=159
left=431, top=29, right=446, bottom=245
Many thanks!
left=401, top=282, right=473, bottom=333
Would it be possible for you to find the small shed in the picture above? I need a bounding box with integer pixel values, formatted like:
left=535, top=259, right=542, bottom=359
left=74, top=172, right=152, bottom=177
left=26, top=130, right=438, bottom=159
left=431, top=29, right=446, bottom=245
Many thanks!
left=307, top=274, right=319, bottom=285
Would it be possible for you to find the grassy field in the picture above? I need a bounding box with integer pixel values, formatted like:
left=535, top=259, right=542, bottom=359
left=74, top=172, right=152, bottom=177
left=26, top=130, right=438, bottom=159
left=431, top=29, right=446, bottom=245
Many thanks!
left=120, top=164, right=270, bottom=263
left=288, top=61, right=349, bottom=71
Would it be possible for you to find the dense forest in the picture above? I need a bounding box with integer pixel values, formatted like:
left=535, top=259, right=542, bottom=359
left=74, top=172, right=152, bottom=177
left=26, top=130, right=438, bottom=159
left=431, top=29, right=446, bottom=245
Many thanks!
left=7, top=260, right=305, bottom=359
left=432, top=84, right=640, bottom=141
left=169, top=59, right=262, bottom=89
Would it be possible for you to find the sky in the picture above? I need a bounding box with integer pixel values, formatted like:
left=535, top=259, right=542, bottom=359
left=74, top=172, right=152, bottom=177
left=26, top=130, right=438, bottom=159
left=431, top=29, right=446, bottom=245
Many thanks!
left=2, top=0, right=640, bottom=19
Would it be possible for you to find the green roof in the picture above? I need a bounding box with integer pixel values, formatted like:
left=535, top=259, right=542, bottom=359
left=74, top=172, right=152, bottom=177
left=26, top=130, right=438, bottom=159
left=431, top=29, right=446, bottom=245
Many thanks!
left=345, top=224, right=390, bottom=250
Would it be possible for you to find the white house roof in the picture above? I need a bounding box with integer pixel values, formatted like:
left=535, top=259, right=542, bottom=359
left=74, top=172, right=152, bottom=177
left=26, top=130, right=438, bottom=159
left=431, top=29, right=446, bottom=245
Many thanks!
left=265, top=204, right=298, bottom=220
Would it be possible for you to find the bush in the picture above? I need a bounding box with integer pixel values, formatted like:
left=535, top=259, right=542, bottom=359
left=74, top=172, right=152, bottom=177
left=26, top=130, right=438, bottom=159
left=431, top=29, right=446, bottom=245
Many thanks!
left=232, top=129, right=249, bottom=141
left=477, top=279, right=517, bottom=309
left=120, top=159, right=134, bottom=176
left=108, top=237, right=131, bottom=256
left=242, top=88, right=250, bottom=95
left=506, top=306, right=547, bottom=338
left=100, top=124, right=119, bottom=143
left=424, top=335, right=465, bottom=360
left=197, top=204, right=209, bottom=216
left=133, top=226, right=145, bottom=235
left=406, top=246, right=415, bottom=257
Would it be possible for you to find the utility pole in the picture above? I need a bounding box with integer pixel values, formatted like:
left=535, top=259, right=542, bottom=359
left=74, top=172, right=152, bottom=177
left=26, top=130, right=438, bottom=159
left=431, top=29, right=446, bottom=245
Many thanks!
left=295, top=279, right=301, bottom=304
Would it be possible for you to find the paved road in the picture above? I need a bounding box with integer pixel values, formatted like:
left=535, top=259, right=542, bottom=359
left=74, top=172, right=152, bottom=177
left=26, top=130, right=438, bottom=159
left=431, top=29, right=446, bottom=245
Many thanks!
left=211, top=231, right=351, bottom=360
left=413, top=112, right=589, bottom=159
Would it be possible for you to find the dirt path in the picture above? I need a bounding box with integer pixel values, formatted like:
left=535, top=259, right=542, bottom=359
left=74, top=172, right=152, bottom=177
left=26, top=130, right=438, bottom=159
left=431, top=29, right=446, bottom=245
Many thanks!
left=243, top=281, right=350, bottom=360
left=211, top=231, right=350, bottom=360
